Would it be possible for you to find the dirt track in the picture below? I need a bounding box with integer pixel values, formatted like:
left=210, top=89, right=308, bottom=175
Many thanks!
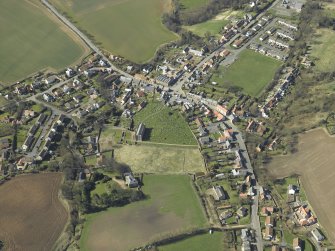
left=267, top=128, right=335, bottom=242
left=0, top=173, right=68, bottom=251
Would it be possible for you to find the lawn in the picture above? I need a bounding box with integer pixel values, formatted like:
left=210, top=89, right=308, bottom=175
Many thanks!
left=113, top=144, right=205, bottom=173
left=80, top=175, right=207, bottom=251
left=211, top=49, right=282, bottom=97
left=0, top=0, right=88, bottom=84
left=133, top=101, right=197, bottom=145
left=159, top=231, right=223, bottom=251
left=310, top=28, right=335, bottom=72
left=184, top=10, right=243, bottom=37
left=51, top=0, right=179, bottom=63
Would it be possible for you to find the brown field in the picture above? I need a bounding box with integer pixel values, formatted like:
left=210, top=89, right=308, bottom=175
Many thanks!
left=266, top=128, right=335, bottom=242
left=0, top=173, right=68, bottom=251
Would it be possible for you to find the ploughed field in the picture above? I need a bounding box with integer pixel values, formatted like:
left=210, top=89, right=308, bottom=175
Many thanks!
left=51, top=0, right=179, bottom=63
left=0, top=0, right=87, bottom=84
left=266, top=128, right=335, bottom=242
left=0, top=173, right=68, bottom=251
left=80, top=175, right=207, bottom=251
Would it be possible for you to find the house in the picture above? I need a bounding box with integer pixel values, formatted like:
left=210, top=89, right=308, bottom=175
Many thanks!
left=261, top=207, right=275, bottom=216
left=124, top=173, right=138, bottom=188
left=296, top=206, right=317, bottom=226
left=278, top=19, right=298, bottom=30
left=267, top=27, right=277, bottom=35
left=288, top=184, right=297, bottom=195
left=264, top=226, right=274, bottom=240
left=259, top=34, right=269, bottom=41
left=65, top=68, right=75, bottom=78
left=43, top=93, right=54, bottom=102
left=23, top=110, right=35, bottom=118
left=271, top=245, right=280, bottom=251
left=199, top=136, right=210, bottom=146
left=293, top=238, right=301, bottom=251
left=73, top=94, right=84, bottom=103
left=29, top=124, right=39, bottom=136
left=22, top=135, right=34, bottom=151
left=265, top=216, right=275, bottom=227
left=195, top=117, right=204, bottom=127
left=198, top=126, right=208, bottom=137
left=57, top=114, right=66, bottom=125
left=216, top=104, right=230, bottom=116
left=237, top=207, right=248, bottom=217
left=311, top=229, right=324, bottom=242
left=212, top=186, right=226, bottom=201
left=44, top=75, right=58, bottom=85
left=135, top=123, right=145, bottom=141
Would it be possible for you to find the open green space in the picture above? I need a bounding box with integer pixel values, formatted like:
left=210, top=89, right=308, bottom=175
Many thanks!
left=310, top=28, right=335, bottom=72
left=179, top=0, right=209, bottom=11
left=114, top=143, right=205, bottom=173
left=211, top=49, right=282, bottom=97
left=0, top=0, right=87, bottom=84
left=51, top=0, right=178, bottom=63
left=134, top=101, right=197, bottom=145
left=159, top=231, right=223, bottom=251
left=184, top=10, right=243, bottom=37
left=80, top=175, right=207, bottom=251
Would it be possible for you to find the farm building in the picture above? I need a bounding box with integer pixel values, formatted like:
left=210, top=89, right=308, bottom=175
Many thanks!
left=135, top=123, right=145, bottom=141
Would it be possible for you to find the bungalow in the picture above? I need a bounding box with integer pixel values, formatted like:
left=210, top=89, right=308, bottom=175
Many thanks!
left=311, top=228, right=324, bottom=242
left=36, top=113, right=47, bottom=125
left=212, top=186, right=226, bottom=201
left=237, top=207, right=248, bottom=217
left=124, top=172, right=138, bottom=188
left=136, top=123, right=145, bottom=141
left=22, top=135, right=34, bottom=151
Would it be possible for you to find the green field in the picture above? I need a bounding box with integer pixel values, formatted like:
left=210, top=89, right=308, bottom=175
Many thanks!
left=114, top=144, right=205, bottom=173
left=311, top=28, right=335, bottom=72
left=134, top=101, right=197, bottom=145
left=184, top=10, right=243, bottom=37
left=80, top=175, right=207, bottom=251
left=51, top=0, right=178, bottom=63
left=159, top=231, right=223, bottom=251
left=0, top=0, right=87, bottom=84
left=211, top=50, right=282, bottom=97
left=179, top=0, right=209, bottom=11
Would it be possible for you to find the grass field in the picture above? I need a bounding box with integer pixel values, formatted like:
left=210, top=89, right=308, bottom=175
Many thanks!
left=159, top=231, right=223, bottom=251
left=211, top=49, right=282, bottom=97
left=51, top=0, right=178, bottom=63
left=114, top=143, right=205, bottom=173
left=179, top=0, right=209, bottom=11
left=184, top=10, right=243, bottom=37
left=0, top=173, right=68, bottom=250
left=310, top=28, right=335, bottom=72
left=0, top=0, right=88, bottom=84
left=133, top=101, right=197, bottom=145
left=266, top=128, right=335, bottom=243
left=80, top=175, right=207, bottom=251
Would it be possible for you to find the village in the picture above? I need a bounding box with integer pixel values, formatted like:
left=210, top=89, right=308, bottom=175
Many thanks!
left=0, top=0, right=331, bottom=250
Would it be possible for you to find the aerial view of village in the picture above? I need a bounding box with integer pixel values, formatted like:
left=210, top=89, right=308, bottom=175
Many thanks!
left=0, top=0, right=334, bottom=250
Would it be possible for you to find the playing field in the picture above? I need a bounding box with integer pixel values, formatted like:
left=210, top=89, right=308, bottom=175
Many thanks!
left=51, top=0, right=178, bottom=63
left=114, top=143, right=205, bottom=173
left=0, top=173, right=68, bottom=250
left=133, top=101, right=197, bottom=145
left=80, top=175, right=207, bottom=251
left=266, top=128, right=335, bottom=243
left=0, top=0, right=88, bottom=84
left=311, top=28, right=335, bottom=72
left=184, top=10, right=243, bottom=37
left=211, top=49, right=282, bottom=97
left=159, top=231, right=223, bottom=251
